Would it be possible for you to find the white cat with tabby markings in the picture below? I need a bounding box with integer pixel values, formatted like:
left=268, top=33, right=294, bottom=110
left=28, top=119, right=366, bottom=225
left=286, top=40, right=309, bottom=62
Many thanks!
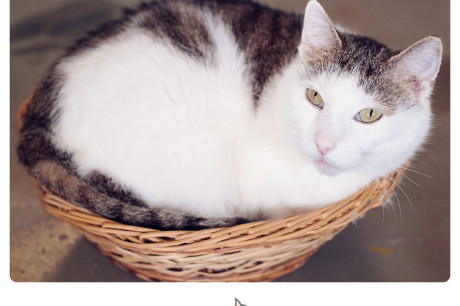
left=19, top=0, right=442, bottom=228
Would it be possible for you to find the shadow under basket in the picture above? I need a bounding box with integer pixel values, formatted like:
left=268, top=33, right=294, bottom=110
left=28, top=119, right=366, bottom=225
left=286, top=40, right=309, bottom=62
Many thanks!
left=18, top=92, right=406, bottom=282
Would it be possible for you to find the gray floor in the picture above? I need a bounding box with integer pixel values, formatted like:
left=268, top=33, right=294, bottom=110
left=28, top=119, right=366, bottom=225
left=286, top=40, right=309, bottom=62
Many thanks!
left=10, top=0, right=450, bottom=282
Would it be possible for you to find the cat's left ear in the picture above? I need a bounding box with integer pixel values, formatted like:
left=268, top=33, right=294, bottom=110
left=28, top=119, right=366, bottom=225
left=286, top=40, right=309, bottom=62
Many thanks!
left=388, top=36, right=442, bottom=94
left=299, top=0, right=342, bottom=58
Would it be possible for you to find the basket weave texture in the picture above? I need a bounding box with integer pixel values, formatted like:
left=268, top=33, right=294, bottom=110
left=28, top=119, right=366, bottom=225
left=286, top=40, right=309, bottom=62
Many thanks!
left=19, top=92, right=404, bottom=282
left=33, top=168, right=402, bottom=282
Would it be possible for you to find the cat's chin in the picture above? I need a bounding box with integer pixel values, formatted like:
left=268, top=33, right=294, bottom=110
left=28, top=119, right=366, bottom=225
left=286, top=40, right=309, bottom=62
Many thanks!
left=313, top=159, right=343, bottom=176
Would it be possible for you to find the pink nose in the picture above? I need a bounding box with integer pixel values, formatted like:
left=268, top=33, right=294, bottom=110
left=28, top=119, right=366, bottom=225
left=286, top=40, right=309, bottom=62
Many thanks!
left=315, top=135, right=336, bottom=156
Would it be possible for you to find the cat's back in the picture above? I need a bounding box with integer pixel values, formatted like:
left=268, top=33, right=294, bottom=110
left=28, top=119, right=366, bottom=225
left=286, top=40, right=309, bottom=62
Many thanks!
left=37, top=0, right=297, bottom=216
left=26, top=0, right=302, bottom=135
left=21, top=0, right=302, bottom=218
left=54, top=0, right=254, bottom=144
left=55, top=0, right=302, bottom=104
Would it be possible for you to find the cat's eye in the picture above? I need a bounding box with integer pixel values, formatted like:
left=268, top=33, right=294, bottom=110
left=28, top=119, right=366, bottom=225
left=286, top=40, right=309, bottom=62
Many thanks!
left=306, top=88, right=324, bottom=108
left=355, top=108, right=382, bottom=123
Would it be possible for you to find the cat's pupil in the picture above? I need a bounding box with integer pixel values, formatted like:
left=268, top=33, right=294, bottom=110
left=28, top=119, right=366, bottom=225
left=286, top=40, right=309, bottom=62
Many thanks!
left=314, top=92, right=318, bottom=99
left=369, top=109, right=373, bottom=117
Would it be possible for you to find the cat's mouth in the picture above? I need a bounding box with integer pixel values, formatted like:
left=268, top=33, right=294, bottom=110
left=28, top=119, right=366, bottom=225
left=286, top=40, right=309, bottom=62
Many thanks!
left=314, top=157, right=342, bottom=176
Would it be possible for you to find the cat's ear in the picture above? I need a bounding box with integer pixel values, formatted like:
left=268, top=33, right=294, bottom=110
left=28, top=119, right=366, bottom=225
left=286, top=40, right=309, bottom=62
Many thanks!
left=299, top=0, right=342, bottom=58
left=388, top=36, right=442, bottom=93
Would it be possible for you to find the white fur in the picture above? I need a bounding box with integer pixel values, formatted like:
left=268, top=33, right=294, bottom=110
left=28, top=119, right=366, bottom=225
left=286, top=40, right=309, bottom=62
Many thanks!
left=52, top=5, right=435, bottom=220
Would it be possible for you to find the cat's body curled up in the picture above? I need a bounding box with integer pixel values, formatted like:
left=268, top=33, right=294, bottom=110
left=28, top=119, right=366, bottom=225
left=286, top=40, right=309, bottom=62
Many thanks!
left=18, top=0, right=442, bottom=230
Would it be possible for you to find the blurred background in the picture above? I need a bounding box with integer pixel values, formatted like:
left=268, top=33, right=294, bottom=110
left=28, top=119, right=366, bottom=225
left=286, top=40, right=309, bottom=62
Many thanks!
left=10, top=0, right=450, bottom=281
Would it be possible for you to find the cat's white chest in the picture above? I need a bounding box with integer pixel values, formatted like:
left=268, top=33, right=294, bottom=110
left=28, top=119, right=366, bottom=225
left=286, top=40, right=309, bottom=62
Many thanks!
left=236, top=135, right=366, bottom=219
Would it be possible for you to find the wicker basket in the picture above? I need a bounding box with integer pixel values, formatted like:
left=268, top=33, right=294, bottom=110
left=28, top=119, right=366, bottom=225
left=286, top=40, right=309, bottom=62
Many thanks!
left=18, top=92, right=405, bottom=282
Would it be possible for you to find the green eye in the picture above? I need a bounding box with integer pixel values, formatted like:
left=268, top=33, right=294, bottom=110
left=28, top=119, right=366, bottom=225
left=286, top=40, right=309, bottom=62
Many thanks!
left=356, top=108, right=382, bottom=123
left=306, top=88, right=324, bottom=108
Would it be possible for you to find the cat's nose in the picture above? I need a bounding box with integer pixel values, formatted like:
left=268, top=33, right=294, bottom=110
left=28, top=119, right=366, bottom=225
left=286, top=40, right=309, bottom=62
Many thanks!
left=314, top=133, right=336, bottom=156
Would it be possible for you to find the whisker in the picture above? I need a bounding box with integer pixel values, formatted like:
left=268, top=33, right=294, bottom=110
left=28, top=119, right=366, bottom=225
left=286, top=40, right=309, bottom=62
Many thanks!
left=360, top=153, right=430, bottom=183
left=381, top=176, right=402, bottom=222
left=386, top=175, right=416, bottom=216
left=399, top=167, right=431, bottom=178
left=417, top=146, right=435, bottom=153
left=357, top=154, right=390, bottom=222
left=395, top=169, right=420, bottom=187
left=374, top=181, right=385, bottom=222
left=388, top=197, right=397, bottom=217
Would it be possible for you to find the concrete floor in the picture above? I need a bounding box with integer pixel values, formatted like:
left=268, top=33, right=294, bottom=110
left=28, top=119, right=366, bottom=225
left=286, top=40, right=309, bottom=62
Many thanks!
left=10, top=0, right=450, bottom=282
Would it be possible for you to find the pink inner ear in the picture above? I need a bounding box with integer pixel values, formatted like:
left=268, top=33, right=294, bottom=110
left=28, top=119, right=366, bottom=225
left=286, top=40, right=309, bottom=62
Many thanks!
left=392, top=37, right=442, bottom=86
left=299, top=1, right=341, bottom=57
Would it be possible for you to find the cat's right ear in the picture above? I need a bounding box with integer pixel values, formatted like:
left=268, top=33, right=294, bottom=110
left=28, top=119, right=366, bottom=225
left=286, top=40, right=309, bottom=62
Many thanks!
left=299, top=0, right=342, bottom=58
left=389, top=36, right=442, bottom=84
left=388, top=36, right=442, bottom=96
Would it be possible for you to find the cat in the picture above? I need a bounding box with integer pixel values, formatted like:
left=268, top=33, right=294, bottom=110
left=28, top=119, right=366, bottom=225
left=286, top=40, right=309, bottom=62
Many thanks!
left=17, top=0, right=442, bottom=230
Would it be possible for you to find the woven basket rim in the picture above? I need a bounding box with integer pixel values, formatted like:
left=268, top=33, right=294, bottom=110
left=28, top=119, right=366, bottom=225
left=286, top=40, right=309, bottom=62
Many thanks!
left=32, top=165, right=403, bottom=249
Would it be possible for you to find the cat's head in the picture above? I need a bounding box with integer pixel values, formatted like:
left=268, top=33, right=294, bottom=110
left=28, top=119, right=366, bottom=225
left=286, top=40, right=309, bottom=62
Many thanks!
left=283, top=0, right=442, bottom=178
